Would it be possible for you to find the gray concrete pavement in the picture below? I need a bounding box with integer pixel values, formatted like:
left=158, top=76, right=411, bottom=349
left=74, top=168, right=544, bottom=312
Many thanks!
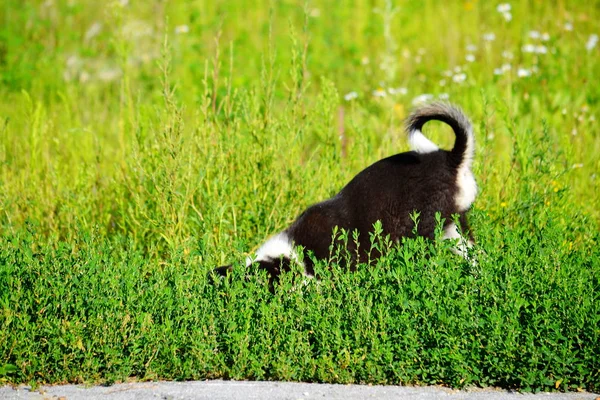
left=1, top=380, right=598, bottom=400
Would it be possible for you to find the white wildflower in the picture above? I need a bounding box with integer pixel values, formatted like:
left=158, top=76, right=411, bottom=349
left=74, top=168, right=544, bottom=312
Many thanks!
left=572, top=163, right=584, bottom=169
left=502, top=12, right=512, bottom=22
left=541, top=32, right=550, bottom=41
left=522, top=44, right=536, bottom=53
left=453, top=66, right=462, bottom=73
left=66, top=54, right=82, bottom=69
left=564, top=22, right=573, bottom=31
left=97, top=67, right=122, bottom=82
left=412, top=94, right=434, bottom=106
left=119, top=0, right=129, bottom=6
left=502, top=50, right=514, bottom=59
left=494, top=68, right=504, bottom=76
left=452, top=73, right=467, bottom=83
left=535, top=45, right=548, bottom=54
left=517, top=68, right=531, bottom=77
left=497, top=3, right=511, bottom=13
left=388, top=87, right=407, bottom=95
left=586, top=34, right=598, bottom=52
left=502, top=63, right=512, bottom=72
left=466, top=54, right=476, bottom=63
left=438, top=93, right=449, bottom=100
left=466, top=44, right=477, bottom=52
left=175, top=25, right=189, bottom=34
left=483, top=32, right=496, bottom=42
left=372, top=88, right=387, bottom=98
left=344, top=91, right=358, bottom=101
left=79, top=70, right=90, bottom=83
left=84, top=22, right=102, bottom=42
left=529, top=30, right=540, bottom=39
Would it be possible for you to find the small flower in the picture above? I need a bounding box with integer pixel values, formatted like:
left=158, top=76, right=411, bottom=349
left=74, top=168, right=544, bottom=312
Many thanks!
left=522, top=44, right=536, bottom=53
left=502, top=50, right=514, bottom=59
left=452, top=72, right=467, bottom=83
left=438, top=93, right=450, bottom=100
left=466, top=54, right=476, bottom=63
left=361, top=56, right=370, bottom=65
left=564, top=22, right=573, bottom=31
left=535, top=45, right=548, bottom=54
left=502, top=63, right=512, bottom=72
left=496, top=3, right=511, bottom=13
left=442, top=70, right=453, bottom=77
left=175, top=25, right=189, bottom=34
left=483, top=32, right=496, bottom=41
left=453, top=66, right=462, bottom=73
left=529, top=30, right=540, bottom=39
left=387, top=87, right=408, bottom=95
left=97, top=67, right=122, bottom=82
left=372, top=88, right=387, bottom=98
left=586, top=34, right=598, bottom=52
left=466, top=44, right=478, bottom=52
left=412, top=94, right=434, bottom=106
left=344, top=91, right=358, bottom=101
left=496, top=4, right=513, bottom=22
left=517, top=68, right=531, bottom=77
left=572, top=163, right=584, bottom=169
left=494, top=68, right=503, bottom=76
left=500, top=201, right=507, bottom=208
left=84, top=22, right=102, bottom=42
left=541, top=32, right=550, bottom=41
left=439, top=79, right=447, bottom=87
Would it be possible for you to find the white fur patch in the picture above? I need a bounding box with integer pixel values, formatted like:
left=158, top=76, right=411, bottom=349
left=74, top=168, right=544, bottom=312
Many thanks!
left=246, top=232, right=306, bottom=272
left=454, top=127, right=477, bottom=211
left=409, top=130, right=439, bottom=154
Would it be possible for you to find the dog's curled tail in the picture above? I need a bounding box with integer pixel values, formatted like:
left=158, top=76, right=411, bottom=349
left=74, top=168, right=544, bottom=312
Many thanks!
left=405, top=102, right=475, bottom=168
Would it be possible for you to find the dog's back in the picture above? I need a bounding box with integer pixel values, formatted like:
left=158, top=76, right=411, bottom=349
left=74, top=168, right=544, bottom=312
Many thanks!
left=216, top=102, right=477, bottom=279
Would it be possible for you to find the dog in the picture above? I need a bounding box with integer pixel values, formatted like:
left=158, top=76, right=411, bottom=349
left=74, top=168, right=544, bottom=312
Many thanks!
left=214, top=102, right=477, bottom=281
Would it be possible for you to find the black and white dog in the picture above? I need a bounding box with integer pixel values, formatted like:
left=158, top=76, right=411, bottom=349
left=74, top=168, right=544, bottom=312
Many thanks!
left=215, top=102, right=477, bottom=280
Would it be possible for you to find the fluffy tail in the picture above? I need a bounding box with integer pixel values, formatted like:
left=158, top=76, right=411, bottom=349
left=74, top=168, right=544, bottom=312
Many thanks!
left=405, top=102, right=474, bottom=168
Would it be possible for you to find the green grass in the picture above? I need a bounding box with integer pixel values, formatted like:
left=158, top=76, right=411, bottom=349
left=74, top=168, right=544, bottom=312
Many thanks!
left=1, top=0, right=599, bottom=392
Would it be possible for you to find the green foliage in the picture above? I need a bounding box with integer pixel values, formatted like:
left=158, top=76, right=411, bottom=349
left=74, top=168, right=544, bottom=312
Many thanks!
left=0, top=0, right=599, bottom=393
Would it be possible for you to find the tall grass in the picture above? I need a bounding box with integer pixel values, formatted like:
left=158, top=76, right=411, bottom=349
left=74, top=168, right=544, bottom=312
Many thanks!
left=0, top=0, right=599, bottom=392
